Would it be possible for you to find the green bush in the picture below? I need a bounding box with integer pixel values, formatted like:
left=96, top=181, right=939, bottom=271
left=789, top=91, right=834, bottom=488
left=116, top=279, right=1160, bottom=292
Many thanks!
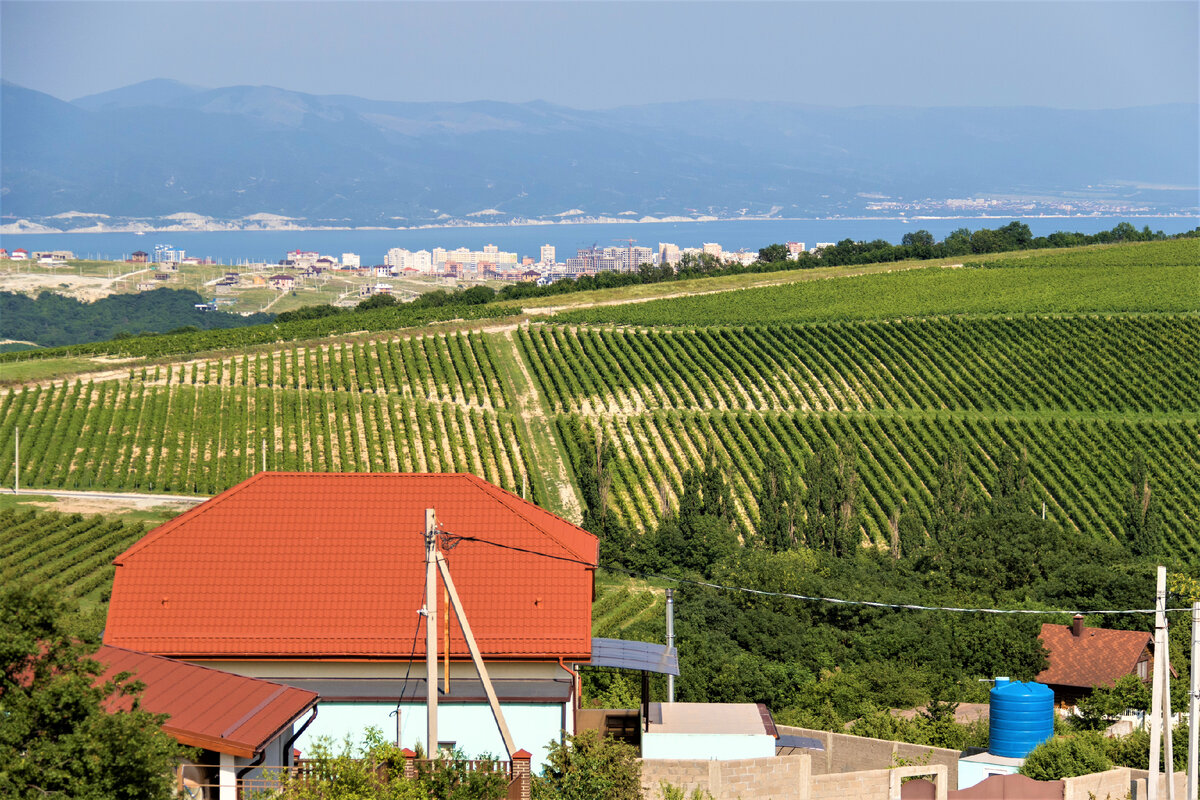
left=533, top=730, right=641, bottom=800
left=1018, top=732, right=1112, bottom=780
left=256, top=729, right=507, bottom=800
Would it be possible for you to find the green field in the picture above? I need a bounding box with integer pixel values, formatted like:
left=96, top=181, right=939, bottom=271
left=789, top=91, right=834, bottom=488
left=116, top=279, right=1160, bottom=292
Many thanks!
left=556, top=239, right=1200, bottom=326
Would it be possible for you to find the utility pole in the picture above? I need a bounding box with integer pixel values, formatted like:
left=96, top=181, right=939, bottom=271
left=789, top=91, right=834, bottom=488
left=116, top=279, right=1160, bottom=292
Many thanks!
left=436, top=549, right=516, bottom=757
left=13, top=428, right=19, bottom=494
left=262, top=438, right=267, bottom=473
left=666, top=588, right=675, bottom=703
left=1188, top=601, right=1198, bottom=800
left=1163, top=615, right=1175, bottom=800
left=1152, top=567, right=1166, bottom=800
left=425, top=509, right=439, bottom=758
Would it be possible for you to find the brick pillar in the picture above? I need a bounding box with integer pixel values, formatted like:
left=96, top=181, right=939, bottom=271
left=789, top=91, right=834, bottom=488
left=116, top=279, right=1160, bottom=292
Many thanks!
left=511, top=749, right=532, bottom=800
left=400, top=748, right=416, bottom=781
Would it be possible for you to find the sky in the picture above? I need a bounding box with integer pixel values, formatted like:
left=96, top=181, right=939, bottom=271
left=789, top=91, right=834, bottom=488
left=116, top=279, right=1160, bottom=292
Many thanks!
left=1, top=1, right=1197, bottom=109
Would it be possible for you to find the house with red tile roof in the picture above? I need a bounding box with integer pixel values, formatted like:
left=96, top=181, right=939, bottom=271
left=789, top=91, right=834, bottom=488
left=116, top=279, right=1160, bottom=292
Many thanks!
left=94, top=645, right=317, bottom=800
left=104, top=472, right=598, bottom=771
left=1035, top=615, right=1170, bottom=706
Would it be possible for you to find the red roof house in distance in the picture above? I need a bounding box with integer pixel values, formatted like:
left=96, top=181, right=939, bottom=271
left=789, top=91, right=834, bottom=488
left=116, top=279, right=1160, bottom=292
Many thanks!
left=104, top=472, right=598, bottom=770
left=1036, top=615, right=1170, bottom=706
left=95, top=645, right=317, bottom=796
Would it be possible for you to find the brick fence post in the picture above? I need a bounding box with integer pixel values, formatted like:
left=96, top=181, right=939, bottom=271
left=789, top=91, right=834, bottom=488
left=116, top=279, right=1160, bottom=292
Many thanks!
left=400, top=748, right=416, bottom=781
left=512, top=749, right=532, bottom=800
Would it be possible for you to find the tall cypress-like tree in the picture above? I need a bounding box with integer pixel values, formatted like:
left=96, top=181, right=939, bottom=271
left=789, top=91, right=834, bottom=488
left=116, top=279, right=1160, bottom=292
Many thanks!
left=1125, top=453, right=1161, bottom=557
left=802, top=436, right=861, bottom=557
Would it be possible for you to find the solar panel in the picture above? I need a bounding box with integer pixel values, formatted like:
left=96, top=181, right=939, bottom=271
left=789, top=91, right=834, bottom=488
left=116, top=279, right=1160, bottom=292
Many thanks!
left=590, top=637, right=679, bottom=676
left=775, top=734, right=826, bottom=751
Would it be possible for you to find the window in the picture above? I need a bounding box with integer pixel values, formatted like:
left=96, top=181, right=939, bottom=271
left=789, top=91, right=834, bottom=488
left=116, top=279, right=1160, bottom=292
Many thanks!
left=1137, top=659, right=1148, bottom=679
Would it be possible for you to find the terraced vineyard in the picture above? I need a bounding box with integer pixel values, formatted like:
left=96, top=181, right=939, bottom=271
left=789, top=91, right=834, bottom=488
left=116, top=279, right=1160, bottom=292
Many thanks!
left=0, top=331, right=535, bottom=499
left=150, top=332, right=512, bottom=407
left=0, top=508, right=148, bottom=604
left=517, top=316, right=1200, bottom=414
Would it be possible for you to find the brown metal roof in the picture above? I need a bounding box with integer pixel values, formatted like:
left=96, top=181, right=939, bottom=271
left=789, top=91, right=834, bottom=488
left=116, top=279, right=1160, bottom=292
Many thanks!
left=95, top=645, right=317, bottom=758
left=1035, top=622, right=1153, bottom=689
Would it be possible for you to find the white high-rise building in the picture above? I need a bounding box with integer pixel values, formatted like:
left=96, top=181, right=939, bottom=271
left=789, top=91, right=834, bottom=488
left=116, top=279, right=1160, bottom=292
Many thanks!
left=341, top=253, right=361, bottom=268
left=540, top=244, right=556, bottom=265
left=702, top=242, right=723, bottom=258
left=785, top=243, right=805, bottom=259
left=385, top=248, right=435, bottom=273
left=659, top=243, right=681, bottom=266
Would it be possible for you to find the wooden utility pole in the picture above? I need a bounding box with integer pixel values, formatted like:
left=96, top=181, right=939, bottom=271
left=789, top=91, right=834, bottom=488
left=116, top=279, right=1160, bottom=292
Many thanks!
left=425, top=509, right=439, bottom=757
left=436, top=551, right=516, bottom=758
left=13, top=428, right=18, bottom=494
left=443, top=583, right=450, bottom=695
left=1188, top=601, right=1198, bottom=800
left=1151, top=566, right=1166, bottom=800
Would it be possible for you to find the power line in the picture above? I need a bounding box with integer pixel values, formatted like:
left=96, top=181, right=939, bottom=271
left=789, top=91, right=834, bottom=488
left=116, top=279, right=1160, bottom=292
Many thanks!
left=439, top=531, right=1193, bottom=616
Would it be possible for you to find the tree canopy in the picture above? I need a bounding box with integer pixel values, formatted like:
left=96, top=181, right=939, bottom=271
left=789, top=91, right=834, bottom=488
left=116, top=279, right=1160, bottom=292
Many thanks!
left=0, top=585, right=186, bottom=800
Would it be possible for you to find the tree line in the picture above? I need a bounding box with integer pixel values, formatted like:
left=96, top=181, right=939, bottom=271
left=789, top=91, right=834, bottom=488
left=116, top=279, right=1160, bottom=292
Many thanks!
left=568, top=425, right=1195, bottom=737
left=0, top=288, right=273, bottom=349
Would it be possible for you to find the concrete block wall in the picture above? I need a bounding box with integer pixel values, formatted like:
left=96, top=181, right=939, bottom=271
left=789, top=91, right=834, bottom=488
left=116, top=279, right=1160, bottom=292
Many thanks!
left=1062, top=768, right=1130, bottom=800
left=810, top=767, right=892, bottom=800
left=640, top=755, right=810, bottom=800
left=775, top=725, right=961, bottom=786
left=1127, top=769, right=1188, bottom=800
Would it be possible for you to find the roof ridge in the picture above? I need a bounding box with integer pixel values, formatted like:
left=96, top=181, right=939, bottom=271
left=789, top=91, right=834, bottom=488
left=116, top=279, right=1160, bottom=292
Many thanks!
left=461, top=473, right=595, bottom=562
left=114, top=473, right=270, bottom=564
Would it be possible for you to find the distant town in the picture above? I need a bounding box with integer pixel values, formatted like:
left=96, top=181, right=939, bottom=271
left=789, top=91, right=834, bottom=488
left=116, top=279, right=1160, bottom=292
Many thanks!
left=0, top=239, right=831, bottom=310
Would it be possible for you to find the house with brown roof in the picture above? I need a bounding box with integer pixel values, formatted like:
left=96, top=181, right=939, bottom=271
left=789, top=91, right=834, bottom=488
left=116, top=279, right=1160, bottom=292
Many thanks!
left=1035, top=615, right=1168, bottom=706
left=104, top=473, right=598, bottom=771
left=94, top=645, right=317, bottom=800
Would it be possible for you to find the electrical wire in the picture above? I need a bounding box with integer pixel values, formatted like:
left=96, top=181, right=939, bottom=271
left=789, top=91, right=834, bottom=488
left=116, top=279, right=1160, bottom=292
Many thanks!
left=438, top=531, right=1192, bottom=616
left=394, top=610, right=425, bottom=720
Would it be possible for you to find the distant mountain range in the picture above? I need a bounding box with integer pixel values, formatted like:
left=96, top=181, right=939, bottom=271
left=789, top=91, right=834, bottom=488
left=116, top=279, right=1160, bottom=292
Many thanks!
left=2, top=79, right=1196, bottom=230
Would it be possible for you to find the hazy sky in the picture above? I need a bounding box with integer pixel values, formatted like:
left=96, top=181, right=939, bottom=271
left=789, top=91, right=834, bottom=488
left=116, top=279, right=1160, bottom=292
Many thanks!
left=2, top=1, right=1196, bottom=109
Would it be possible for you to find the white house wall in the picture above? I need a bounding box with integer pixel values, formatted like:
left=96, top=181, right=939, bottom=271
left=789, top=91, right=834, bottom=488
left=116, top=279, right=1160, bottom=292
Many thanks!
left=294, top=702, right=564, bottom=772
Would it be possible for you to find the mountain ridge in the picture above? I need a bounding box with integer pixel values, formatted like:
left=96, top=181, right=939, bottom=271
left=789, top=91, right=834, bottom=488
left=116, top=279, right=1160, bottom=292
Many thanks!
left=3, top=81, right=1196, bottom=225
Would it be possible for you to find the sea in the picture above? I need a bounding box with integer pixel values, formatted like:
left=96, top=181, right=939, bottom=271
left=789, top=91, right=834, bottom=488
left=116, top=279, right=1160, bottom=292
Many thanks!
left=1, top=217, right=1195, bottom=265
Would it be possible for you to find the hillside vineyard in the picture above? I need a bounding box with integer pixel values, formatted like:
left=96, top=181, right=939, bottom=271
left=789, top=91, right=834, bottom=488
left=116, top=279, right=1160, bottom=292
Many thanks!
left=2, top=309, right=1198, bottom=560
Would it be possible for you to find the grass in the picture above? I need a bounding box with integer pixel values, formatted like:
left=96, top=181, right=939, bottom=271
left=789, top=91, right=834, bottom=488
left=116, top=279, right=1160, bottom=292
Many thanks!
left=0, top=357, right=105, bottom=384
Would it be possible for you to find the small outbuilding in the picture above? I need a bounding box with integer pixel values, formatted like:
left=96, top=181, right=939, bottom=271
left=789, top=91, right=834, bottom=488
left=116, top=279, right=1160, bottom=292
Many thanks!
left=94, top=645, right=318, bottom=800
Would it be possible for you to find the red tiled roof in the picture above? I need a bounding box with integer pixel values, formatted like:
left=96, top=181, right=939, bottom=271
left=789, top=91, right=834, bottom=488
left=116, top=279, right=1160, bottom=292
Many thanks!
left=1036, top=623, right=1152, bottom=689
left=104, top=473, right=598, bottom=660
left=95, top=645, right=317, bottom=758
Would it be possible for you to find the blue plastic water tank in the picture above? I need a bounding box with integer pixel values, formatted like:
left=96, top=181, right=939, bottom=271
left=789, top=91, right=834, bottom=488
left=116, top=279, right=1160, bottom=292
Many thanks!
left=988, top=678, right=1054, bottom=758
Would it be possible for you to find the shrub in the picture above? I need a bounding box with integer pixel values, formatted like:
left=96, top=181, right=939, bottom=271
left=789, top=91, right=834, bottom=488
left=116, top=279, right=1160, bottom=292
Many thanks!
left=1018, top=732, right=1112, bottom=780
left=533, top=730, right=641, bottom=800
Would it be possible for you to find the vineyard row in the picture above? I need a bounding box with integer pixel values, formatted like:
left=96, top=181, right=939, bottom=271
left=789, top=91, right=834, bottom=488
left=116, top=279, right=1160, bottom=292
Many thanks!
left=518, top=316, right=1200, bottom=415
left=135, top=331, right=511, bottom=409
left=0, top=508, right=148, bottom=603
left=0, top=381, right=535, bottom=500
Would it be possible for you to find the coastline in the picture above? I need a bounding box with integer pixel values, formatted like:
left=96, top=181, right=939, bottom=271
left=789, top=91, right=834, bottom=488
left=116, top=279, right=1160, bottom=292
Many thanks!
left=2, top=212, right=1195, bottom=237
